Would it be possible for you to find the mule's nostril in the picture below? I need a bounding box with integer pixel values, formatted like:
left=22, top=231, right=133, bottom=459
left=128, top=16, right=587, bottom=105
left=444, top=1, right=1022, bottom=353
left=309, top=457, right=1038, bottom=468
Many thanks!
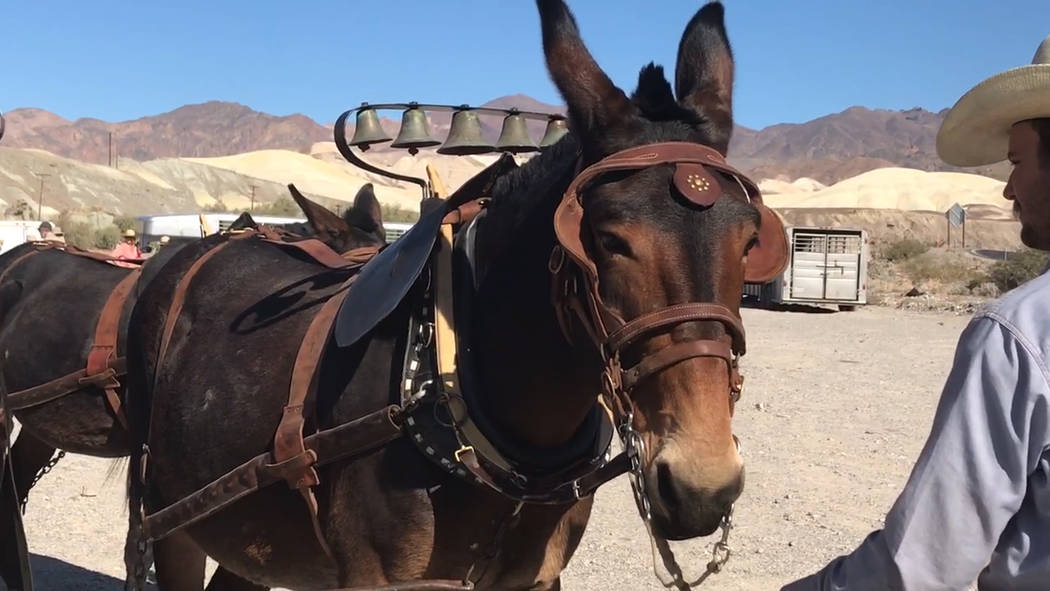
left=656, top=461, right=680, bottom=510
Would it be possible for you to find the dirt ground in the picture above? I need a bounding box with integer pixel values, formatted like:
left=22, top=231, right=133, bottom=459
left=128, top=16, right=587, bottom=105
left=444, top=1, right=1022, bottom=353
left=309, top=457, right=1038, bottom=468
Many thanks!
left=6, top=304, right=977, bottom=590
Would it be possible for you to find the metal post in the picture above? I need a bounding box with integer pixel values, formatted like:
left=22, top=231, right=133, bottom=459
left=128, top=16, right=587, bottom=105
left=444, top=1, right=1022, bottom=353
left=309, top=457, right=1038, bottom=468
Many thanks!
left=250, top=185, right=257, bottom=212
left=34, top=173, right=50, bottom=220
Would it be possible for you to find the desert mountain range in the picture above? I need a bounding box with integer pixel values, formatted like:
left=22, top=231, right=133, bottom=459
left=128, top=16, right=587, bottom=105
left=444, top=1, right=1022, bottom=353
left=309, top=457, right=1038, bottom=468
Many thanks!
left=0, top=95, right=1018, bottom=252
left=2, top=95, right=1011, bottom=185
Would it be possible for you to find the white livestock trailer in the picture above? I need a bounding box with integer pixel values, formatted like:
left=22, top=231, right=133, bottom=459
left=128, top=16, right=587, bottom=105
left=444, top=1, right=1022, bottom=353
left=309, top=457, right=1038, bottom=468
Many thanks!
left=744, top=225, right=869, bottom=311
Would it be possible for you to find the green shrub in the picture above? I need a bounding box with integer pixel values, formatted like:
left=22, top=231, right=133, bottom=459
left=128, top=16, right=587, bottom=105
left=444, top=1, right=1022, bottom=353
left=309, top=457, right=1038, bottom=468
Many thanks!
left=254, top=197, right=300, bottom=217
left=112, top=215, right=138, bottom=233
left=94, top=226, right=121, bottom=250
left=882, top=238, right=928, bottom=262
left=381, top=204, right=419, bottom=223
left=986, top=249, right=1048, bottom=292
left=903, top=252, right=984, bottom=286
left=62, top=222, right=96, bottom=249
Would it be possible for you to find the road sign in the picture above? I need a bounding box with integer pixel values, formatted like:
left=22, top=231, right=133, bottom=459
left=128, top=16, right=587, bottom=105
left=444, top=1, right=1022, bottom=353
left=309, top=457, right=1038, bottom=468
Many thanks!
left=947, top=203, right=966, bottom=228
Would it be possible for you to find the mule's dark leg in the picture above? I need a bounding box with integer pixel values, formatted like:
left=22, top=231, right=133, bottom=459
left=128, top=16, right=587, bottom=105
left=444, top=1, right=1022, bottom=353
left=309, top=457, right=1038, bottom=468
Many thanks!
left=153, top=531, right=206, bottom=591
left=9, top=431, right=57, bottom=502
left=205, top=566, right=268, bottom=591
left=0, top=431, right=58, bottom=589
left=0, top=459, right=32, bottom=590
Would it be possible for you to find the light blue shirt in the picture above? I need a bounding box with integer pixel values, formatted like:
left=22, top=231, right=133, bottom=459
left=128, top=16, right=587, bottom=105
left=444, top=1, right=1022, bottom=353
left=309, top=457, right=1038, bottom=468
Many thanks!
left=782, top=270, right=1050, bottom=590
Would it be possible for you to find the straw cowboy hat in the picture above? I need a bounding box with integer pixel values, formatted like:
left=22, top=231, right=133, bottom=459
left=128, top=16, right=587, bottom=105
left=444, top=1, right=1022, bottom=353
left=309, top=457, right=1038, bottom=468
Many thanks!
left=937, top=35, right=1050, bottom=166
left=123, top=228, right=137, bottom=238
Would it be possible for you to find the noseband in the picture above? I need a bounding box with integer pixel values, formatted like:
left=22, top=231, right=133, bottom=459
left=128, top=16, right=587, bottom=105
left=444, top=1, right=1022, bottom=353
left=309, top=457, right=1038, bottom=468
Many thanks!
left=550, top=142, right=770, bottom=422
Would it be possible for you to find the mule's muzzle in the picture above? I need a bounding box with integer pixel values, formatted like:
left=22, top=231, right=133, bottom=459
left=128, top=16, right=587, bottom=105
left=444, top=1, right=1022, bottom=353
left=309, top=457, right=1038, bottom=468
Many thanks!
left=647, top=456, right=744, bottom=541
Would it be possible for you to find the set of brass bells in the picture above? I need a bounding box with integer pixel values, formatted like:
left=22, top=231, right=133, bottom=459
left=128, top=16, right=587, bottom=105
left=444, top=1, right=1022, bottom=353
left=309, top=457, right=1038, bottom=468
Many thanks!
left=348, top=105, right=569, bottom=156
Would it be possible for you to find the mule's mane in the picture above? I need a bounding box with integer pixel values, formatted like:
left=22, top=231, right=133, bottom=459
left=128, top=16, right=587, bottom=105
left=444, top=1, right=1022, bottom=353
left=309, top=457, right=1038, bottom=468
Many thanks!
left=631, top=63, right=705, bottom=126
left=480, top=132, right=581, bottom=241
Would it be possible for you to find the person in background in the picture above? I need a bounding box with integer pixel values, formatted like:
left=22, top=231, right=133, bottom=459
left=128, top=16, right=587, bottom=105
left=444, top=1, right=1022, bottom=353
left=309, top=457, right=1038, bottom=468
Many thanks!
left=111, top=228, right=142, bottom=265
left=26, top=221, right=53, bottom=242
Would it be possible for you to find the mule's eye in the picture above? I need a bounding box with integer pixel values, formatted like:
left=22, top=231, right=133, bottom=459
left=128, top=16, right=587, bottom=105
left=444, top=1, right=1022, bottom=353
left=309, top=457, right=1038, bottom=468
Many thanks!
left=596, top=230, right=632, bottom=257
left=745, top=234, right=760, bottom=254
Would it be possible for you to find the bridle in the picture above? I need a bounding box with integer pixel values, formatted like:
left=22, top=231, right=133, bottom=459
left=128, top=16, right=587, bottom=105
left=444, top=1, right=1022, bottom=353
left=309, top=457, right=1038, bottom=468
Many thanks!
left=547, top=140, right=787, bottom=588
left=550, top=141, right=785, bottom=429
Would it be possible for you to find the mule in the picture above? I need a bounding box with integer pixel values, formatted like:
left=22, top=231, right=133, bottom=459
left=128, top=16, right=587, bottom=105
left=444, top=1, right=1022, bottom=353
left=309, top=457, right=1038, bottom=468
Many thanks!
left=124, top=2, right=786, bottom=589
left=0, top=184, right=385, bottom=589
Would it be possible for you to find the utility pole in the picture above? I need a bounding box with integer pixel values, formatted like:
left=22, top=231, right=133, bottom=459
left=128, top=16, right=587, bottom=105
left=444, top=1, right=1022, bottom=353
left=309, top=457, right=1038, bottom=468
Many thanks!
left=249, top=184, right=258, bottom=212
left=33, top=172, right=50, bottom=220
left=108, top=132, right=114, bottom=167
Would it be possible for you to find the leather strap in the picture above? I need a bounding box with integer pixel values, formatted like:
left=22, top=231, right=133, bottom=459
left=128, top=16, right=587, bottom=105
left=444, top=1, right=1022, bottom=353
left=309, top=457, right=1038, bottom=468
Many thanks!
left=85, top=268, right=141, bottom=429
left=455, top=446, right=630, bottom=504
left=606, top=303, right=746, bottom=356
left=154, top=233, right=256, bottom=390
left=325, top=582, right=473, bottom=591
left=258, top=237, right=380, bottom=270
left=273, top=277, right=360, bottom=559
left=143, top=405, right=402, bottom=541
left=8, top=358, right=127, bottom=412
left=622, top=339, right=732, bottom=391
left=0, top=248, right=43, bottom=286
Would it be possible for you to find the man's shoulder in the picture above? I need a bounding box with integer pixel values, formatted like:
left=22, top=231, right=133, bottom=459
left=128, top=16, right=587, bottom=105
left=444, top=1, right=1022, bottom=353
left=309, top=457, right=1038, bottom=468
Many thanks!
left=974, top=270, right=1050, bottom=362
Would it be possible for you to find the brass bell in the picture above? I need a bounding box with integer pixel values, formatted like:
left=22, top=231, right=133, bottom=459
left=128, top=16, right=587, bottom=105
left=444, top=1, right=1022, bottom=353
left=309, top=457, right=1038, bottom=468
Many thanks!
left=391, top=106, right=440, bottom=154
left=348, top=106, right=392, bottom=151
left=539, top=116, right=568, bottom=149
left=495, top=111, right=538, bottom=154
left=438, top=108, right=494, bottom=155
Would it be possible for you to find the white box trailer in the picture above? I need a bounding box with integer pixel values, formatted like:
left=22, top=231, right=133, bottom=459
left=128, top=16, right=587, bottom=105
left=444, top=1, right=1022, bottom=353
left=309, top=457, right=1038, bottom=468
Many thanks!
left=744, top=225, right=869, bottom=311
left=0, top=221, right=48, bottom=255
left=138, top=213, right=414, bottom=246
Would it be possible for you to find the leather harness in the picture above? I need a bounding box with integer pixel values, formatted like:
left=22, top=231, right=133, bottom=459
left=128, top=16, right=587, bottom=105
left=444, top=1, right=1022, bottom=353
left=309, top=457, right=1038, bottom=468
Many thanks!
left=0, top=241, right=147, bottom=427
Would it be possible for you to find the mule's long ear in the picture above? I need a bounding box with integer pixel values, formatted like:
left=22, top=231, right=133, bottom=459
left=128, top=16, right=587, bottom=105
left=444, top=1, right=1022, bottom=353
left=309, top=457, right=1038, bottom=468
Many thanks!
left=675, top=2, right=735, bottom=155
left=287, top=183, right=350, bottom=240
left=537, top=0, right=634, bottom=147
left=346, top=183, right=385, bottom=243
left=228, top=211, right=257, bottom=231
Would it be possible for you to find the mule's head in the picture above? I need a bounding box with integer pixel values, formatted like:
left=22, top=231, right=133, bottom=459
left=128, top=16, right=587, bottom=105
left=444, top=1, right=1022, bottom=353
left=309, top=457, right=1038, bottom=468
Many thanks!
left=287, top=183, right=387, bottom=252
left=539, top=0, right=781, bottom=539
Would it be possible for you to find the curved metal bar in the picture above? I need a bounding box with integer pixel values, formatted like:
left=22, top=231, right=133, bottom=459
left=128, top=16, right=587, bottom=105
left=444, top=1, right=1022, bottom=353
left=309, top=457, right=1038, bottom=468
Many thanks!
left=332, top=102, right=568, bottom=201
left=346, top=102, right=565, bottom=122
left=334, top=109, right=429, bottom=200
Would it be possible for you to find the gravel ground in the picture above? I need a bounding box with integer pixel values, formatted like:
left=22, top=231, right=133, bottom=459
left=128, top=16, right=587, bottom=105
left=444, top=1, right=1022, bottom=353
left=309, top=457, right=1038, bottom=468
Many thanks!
left=6, top=304, right=974, bottom=590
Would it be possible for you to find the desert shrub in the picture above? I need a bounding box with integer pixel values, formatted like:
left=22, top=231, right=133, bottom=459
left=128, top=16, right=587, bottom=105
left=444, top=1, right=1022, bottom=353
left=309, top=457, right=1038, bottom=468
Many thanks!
left=882, top=238, right=928, bottom=262
left=986, top=249, right=1048, bottom=292
left=254, top=197, right=300, bottom=217
left=112, top=215, right=138, bottom=233
left=202, top=201, right=228, bottom=213
left=381, top=204, right=419, bottom=223
left=62, top=222, right=96, bottom=249
left=903, top=252, right=984, bottom=286
left=94, top=226, right=122, bottom=250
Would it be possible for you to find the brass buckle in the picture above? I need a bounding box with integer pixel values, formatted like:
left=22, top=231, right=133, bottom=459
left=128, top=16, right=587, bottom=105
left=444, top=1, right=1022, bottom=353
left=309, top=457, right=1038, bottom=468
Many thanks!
left=454, top=445, right=475, bottom=463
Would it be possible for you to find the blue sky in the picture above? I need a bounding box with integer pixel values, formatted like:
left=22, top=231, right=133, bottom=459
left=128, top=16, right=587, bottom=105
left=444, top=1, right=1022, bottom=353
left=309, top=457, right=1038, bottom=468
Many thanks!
left=3, top=1, right=1046, bottom=130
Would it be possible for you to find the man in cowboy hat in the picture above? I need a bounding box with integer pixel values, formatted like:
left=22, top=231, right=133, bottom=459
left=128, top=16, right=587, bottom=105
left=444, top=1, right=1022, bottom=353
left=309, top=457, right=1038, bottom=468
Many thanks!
left=782, top=36, right=1050, bottom=591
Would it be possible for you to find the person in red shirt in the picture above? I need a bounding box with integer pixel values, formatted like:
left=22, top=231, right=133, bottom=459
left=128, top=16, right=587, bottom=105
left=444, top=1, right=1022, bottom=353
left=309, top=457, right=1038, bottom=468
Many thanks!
left=111, top=229, right=142, bottom=267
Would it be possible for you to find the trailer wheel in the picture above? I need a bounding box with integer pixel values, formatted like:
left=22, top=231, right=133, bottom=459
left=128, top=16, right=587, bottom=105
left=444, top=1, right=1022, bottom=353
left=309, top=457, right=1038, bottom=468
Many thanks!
left=838, top=304, right=857, bottom=312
